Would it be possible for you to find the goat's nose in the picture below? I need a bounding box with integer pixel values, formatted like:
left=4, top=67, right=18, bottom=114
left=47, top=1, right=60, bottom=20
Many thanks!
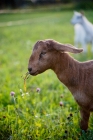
left=28, top=67, right=32, bottom=73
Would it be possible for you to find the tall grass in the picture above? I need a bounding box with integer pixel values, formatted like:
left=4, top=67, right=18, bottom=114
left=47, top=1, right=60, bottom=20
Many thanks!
left=0, top=8, right=93, bottom=139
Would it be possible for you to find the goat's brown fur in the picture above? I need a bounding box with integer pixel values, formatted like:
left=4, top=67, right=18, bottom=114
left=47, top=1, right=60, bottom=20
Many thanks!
left=28, top=39, right=93, bottom=130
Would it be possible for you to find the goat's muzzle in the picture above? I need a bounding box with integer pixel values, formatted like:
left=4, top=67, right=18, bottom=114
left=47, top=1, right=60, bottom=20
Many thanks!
left=28, top=67, right=38, bottom=76
left=28, top=67, right=32, bottom=73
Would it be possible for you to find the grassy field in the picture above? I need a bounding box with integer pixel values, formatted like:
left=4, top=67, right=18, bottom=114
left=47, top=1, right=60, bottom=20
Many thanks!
left=0, top=7, right=93, bottom=140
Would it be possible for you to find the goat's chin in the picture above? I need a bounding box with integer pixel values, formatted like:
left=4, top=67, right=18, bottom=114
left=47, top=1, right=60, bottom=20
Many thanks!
left=29, top=69, right=47, bottom=76
left=29, top=70, right=39, bottom=76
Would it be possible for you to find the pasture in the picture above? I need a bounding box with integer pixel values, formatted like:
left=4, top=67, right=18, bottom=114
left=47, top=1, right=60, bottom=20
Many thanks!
left=0, top=7, right=93, bottom=140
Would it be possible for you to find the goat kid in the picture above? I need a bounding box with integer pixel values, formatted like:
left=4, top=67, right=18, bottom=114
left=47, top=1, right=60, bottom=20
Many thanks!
left=71, top=11, right=93, bottom=52
left=28, top=39, right=93, bottom=131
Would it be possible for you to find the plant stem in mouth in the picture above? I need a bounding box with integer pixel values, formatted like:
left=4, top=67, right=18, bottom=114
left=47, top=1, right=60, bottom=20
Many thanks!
left=23, top=72, right=30, bottom=92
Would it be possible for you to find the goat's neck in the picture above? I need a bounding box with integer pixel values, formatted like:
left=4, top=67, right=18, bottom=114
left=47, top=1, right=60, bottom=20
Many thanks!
left=82, top=16, right=93, bottom=35
left=51, top=52, right=80, bottom=92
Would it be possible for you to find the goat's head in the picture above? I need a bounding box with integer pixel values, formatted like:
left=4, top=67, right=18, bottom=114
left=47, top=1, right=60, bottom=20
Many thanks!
left=28, top=39, right=83, bottom=76
left=71, top=11, right=84, bottom=25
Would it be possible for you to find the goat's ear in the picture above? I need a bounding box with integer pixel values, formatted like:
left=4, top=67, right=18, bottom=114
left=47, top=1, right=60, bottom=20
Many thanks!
left=45, top=40, right=83, bottom=53
left=80, top=10, right=84, bottom=16
left=60, top=44, right=83, bottom=53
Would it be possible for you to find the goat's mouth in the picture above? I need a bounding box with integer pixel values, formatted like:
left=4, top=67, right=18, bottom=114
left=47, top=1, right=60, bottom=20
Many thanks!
left=29, top=70, right=39, bottom=76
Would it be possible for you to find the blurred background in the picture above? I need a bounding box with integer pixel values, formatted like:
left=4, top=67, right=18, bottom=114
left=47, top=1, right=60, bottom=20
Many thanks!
left=0, top=0, right=93, bottom=9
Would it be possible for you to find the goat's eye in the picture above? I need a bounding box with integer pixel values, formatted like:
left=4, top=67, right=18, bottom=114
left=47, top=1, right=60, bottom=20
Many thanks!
left=77, top=16, right=81, bottom=19
left=39, top=52, right=46, bottom=60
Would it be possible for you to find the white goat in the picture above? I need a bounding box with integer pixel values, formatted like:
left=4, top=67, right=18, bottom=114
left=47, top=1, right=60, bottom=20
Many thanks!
left=28, top=39, right=93, bottom=131
left=71, top=11, right=93, bottom=52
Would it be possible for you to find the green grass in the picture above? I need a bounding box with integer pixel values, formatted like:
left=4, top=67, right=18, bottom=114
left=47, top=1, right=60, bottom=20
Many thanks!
left=0, top=7, right=93, bottom=140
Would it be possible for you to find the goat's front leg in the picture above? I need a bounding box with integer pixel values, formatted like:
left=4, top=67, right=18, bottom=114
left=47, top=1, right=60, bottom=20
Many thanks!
left=92, top=40, right=93, bottom=52
left=80, top=108, right=90, bottom=131
left=82, top=42, right=87, bottom=53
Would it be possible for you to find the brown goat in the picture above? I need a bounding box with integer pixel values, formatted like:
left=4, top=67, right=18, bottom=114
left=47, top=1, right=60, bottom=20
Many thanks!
left=28, top=39, right=93, bottom=131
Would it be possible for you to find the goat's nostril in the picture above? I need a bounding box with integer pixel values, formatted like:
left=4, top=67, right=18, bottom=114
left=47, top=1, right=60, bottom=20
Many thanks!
left=28, top=67, right=32, bottom=72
